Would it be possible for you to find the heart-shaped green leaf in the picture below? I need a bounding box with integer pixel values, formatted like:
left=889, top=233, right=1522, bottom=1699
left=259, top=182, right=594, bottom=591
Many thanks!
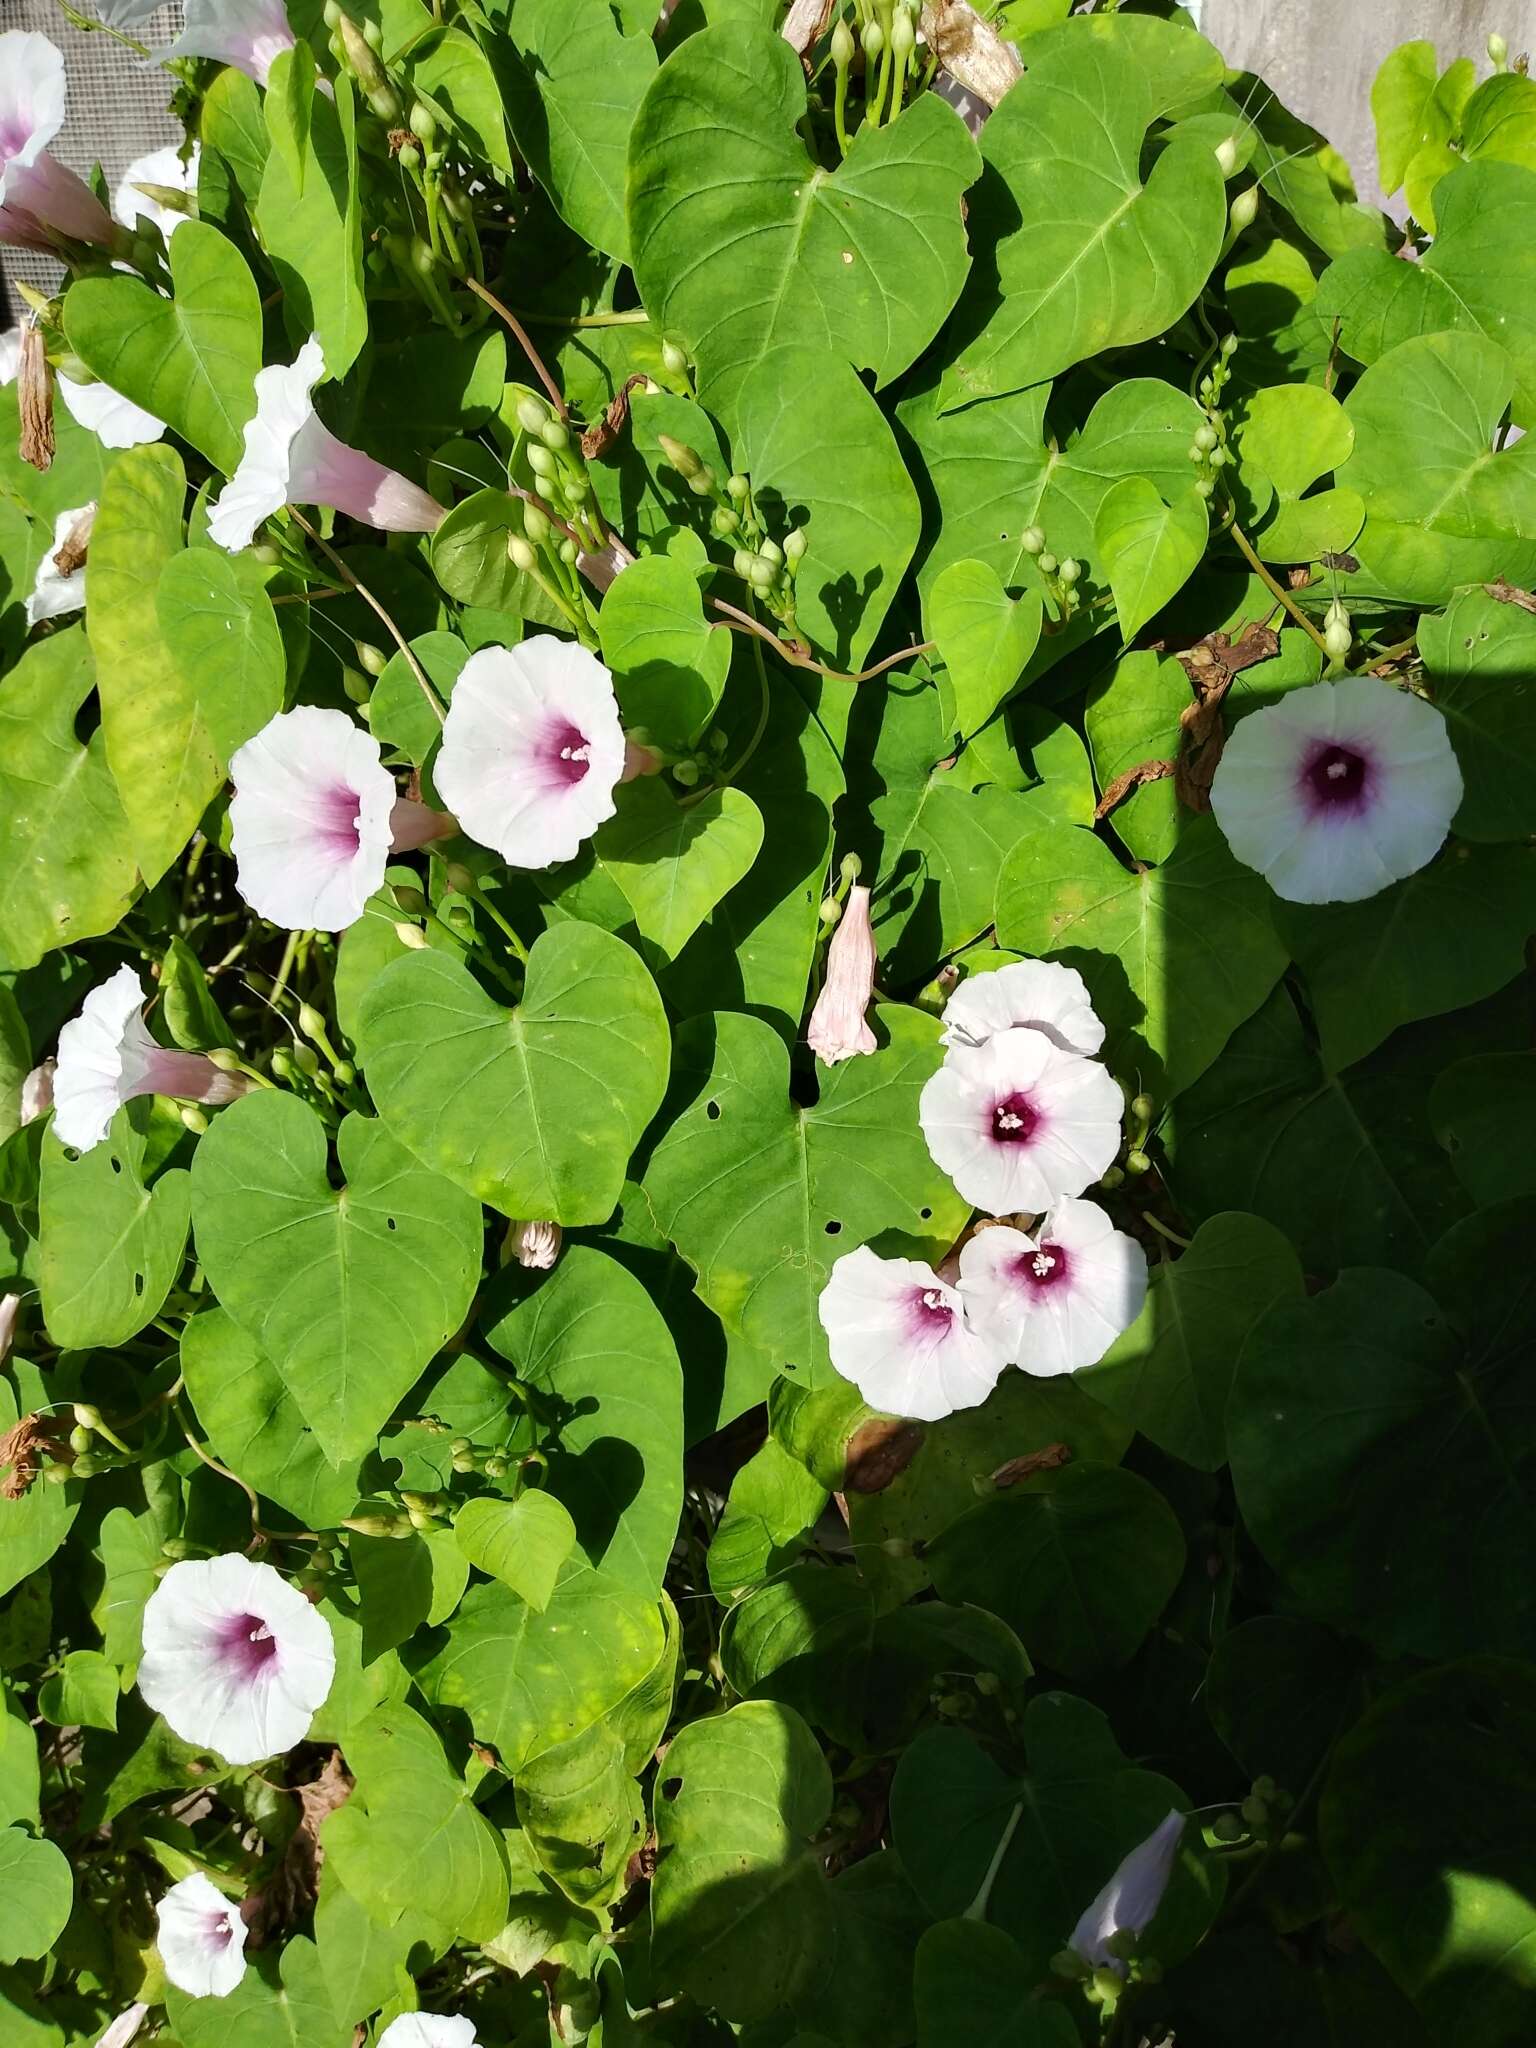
left=1238, top=384, right=1366, bottom=564
left=1094, top=477, right=1210, bottom=642
left=630, top=25, right=979, bottom=415
left=456, top=1491, right=578, bottom=1612
left=190, top=1092, right=484, bottom=1464
left=928, top=560, right=1044, bottom=738
left=64, top=219, right=261, bottom=471
left=257, top=56, right=366, bottom=378
left=0, top=1830, right=72, bottom=1965
left=0, top=628, right=137, bottom=970
left=593, top=780, right=764, bottom=966
left=154, top=548, right=284, bottom=760
left=597, top=553, right=732, bottom=750
left=1421, top=588, right=1536, bottom=842
left=938, top=31, right=1226, bottom=409
left=358, top=922, right=670, bottom=1225
left=40, top=1106, right=191, bottom=1351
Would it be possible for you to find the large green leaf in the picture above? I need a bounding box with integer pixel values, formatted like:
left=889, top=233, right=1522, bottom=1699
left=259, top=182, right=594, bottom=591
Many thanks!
left=591, top=780, right=764, bottom=968
left=167, top=1937, right=336, bottom=2048
left=996, top=810, right=1289, bottom=1101
left=1276, top=843, right=1536, bottom=1071
left=257, top=57, right=367, bottom=377
left=321, top=1702, right=508, bottom=1945
left=630, top=26, right=978, bottom=413
left=454, top=1491, right=576, bottom=1613
left=1319, top=162, right=1536, bottom=429
left=937, top=29, right=1225, bottom=410
left=39, top=1107, right=191, bottom=1350
left=358, top=924, right=670, bottom=1226
left=419, top=1565, right=663, bottom=1771
left=731, top=343, right=920, bottom=671
left=408, top=24, right=514, bottom=176
left=1236, top=384, right=1365, bottom=564
left=1420, top=588, right=1536, bottom=842
left=643, top=1006, right=966, bottom=1386
left=154, top=548, right=284, bottom=759
left=597, top=552, right=732, bottom=750
left=1094, top=477, right=1209, bottom=641
left=483, top=1247, right=683, bottom=1598
left=0, top=628, right=137, bottom=969
left=650, top=1700, right=833, bottom=2023
left=1322, top=1659, right=1536, bottom=2048
left=1337, top=332, right=1536, bottom=604
left=927, top=559, right=1044, bottom=739
left=1431, top=1052, right=1536, bottom=1208
left=180, top=1308, right=367, bottom=1529
left=0, top=1380, right=76, bottom=1603
left=190, top=1093, right=483, bottom=1464
left=0, top=1831, right=71, bottom=1965
left=1228, top=1229, right=1536, bottom=1662
left=926, top=1462, right=1185, bottom=1677
left=501, top=0, right=654, bottom=260
left=63, top=220, right=261, bottom=471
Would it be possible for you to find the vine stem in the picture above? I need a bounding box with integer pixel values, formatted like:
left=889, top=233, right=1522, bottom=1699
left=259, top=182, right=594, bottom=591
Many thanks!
left=1226, top=521, right=1334, bottom=659
left=289, top=511, right=445, bottom=725
left=462, top=276, right=568, bottom=418
left=709, top=599, right=934, bottom=684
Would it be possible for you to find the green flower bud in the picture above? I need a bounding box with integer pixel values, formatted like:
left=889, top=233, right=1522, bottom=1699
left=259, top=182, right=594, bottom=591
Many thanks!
left=394, top=921, right=430, bottom=950
left=711, top=505, right=740, bottom=538
left=1215, top=134, right=1240, bottom=178
left=508, top=534, right=538, bottom=574
left=1229, top=184, right=1260, bottom=232
left=1100, top=1165, right=1126, bottom=1190
left=44, top=1462, right=70, bottom=1486
left=783, top=525, right=808, bottom=565
left=1208, top=445, right=1229, bottom=468
left=69, top=1425, right=93, bottom=1456
left=748, top=556, right=778, bottom=592
left=839, top=850, right=862, bottom=885
left=673, top=759, right=701, bottom=788
left=72, top=1453, right=101, bottom=1478
left=1240, top=1793, right=1269, bottom=1826
left=522, top=503, right=551, bottom=546
left=657, top=432, right=702, bottom=480
left=862, top=18, right=884, bottom=57
left=1126, top=1148, right=1152, bottom=1176
left=444, top=862, right=476, bottom=895
left=354, top=640, right=389, bottom=677
left=831, top=17, right=855, bottom=69
left=1058, top=558, right=1081, bottom=586
left=686, top=465, right=715, bottom=497
left=392, top=883, right=428, bottom=915
left=1490, top=31, right=1509, bottom=65
left=483, top=1454, right=508, bottom=1480
left=732, top=547, right=756, bottom=579
left=1194, top=423, right=1219, bottom=453
left=334, top=1060, right=355, bottom=1087
left=527, top=442, right=556, bottom=479
left=451, top=1449, right=477, bottom=1473
left=1325, top=619, right=1353, bottom=661
left=1253, top=1774, right=1278, bottom=1799
left=1195, top=477, right=1217, bottom=500
left=180, top=1105, right=209, bottom=1135
left=270, top=1047, right=296, bottom=1080
left=341, top=666, right=370, bottom=704
left=367, top=85, right=403, bottom=124
left=450, top=1437, right=472, bottom=1457
left=564, top=472, right=590, bottom=504
left=1050, top=1948, right=1091, bottom=1982
left=407, top=1505, right=436, bottom=1532
left=1212, top=1811, right=1246, bottom=1843
left=539, top=417, right=570, bottom=453
left=558, top=537, right=578, bottom=565
left=1325, top=598, right=1350, bottom=632
left=1020, top=524, right=1046, bottom=556
left=1038, top=551, right=1058, bottom=575
left=206, top=1046, right=243, bottom=1073
left=891, top=10, right=915, bottom=57
left=820, top=895, right=841, bottom=924
left=409, top=100, right=437, bottom=144
left=660, top=338, right=689, bottom=377
left=516, top=394, right=548, bottom=436
left=726, top=473, right=750, bottom=502
left=293, top=1044, right=320, bottom=1077
left=297, top=1003, right=327, bottom=1043
left=758, top=538, right=784, bottom=568
left=1221, top=332, right=1239, bottom=358
left=162, top=1536, right=193, bottom=1560
left=1131, top=1093, right=1155, bottom=1122
left=1091, top=1967, right=1123, bottom=2006
left=396, top=143, right=421, bottom=173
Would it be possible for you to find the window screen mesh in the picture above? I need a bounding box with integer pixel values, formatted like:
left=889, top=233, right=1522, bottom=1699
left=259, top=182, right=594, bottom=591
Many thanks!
left=0, top=1, right=185, bottom=316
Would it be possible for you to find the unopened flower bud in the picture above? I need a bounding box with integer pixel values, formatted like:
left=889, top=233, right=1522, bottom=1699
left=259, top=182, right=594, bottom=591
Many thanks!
left=1131, top=1093, right=1155, bottom=1122
left=298, top=1004, right=328, bottom=1044
left=891, top=10, right=915, bottom=57
left=522, top=503, right=551, bottom=546
left=862, top=18, right=884, bottom=57
left=1020, top=525, right=1046, bottom=556
left=711, top=505, right=739, bottom=537
left=509, top=1219, right=562, bottom=1270
left=657, top=433, right=702, bottom=480
left=1125, top=1149, right=1152, bottom=1176
left=444, top=861, right=476, bottom=894
left=1194, top=424, right=1218, bottom=453
left=527, top=443, right=556, bottom=479
left=394, top=921, right=430, bottom=949
left=1490, top=31, right=1509, bottom=66
left=508, top=535, right=538, bottom=574
left=748, top=556, right=778, bottom=591
left=732, top=547, right=755, bottom=579
left=409, top=100, right=437, bottom=144
left=1221, top=332, right=1239, bottom=358
left=1229, top=185, right=1259, bottom=232
left=483, top=1454, right=508, bottom=1480
left=205, top=1047, right=244, bottom=1074
left=660, top=338, right=690, bottom=377
left=832, top=17, right=855, bottom=68
left=686, top=465, right=715, bottom=498
left=726, top=473, right=750, bottom=502
left=72, top=1452, right=101, bottom=1478
left=783, top=525, right=807, bottom=566
left=672, top=758, right=701, bottom=788
left=342, top=666, right=370, bottom=704
left=180, top=1105, right=209, bottom=1134
left=69, top=1425, right=93, bottom=1456
left=539, top=417, right=570, bottom=453
left=1038, top=551, right=1058, bottom=575
left=355, top=640, right=388, bottom=677
left=838, top=850, right=862, bottom=886
left=293, top=1044, right=319, bottom=1077
left=1215, top=135, right=1240, bottom=177
left=392, top=883, right=428, bottom=916
left=516, top=395, right=548, bottom=436
left=558, top=536, right=578, bottom=565
left=1058, top=558, right=1081, bottom=586
left=1195, top=477, right=1216, bottom=500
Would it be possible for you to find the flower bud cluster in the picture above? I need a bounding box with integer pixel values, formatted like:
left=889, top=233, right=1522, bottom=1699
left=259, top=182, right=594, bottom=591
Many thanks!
left=657, top=436, right=806, bottom=638
left=1019, top=523, right=1083, bottom=621
left=508, top=391, right=606, bottom=639
left=1188, top=333, right=1238, bottom=501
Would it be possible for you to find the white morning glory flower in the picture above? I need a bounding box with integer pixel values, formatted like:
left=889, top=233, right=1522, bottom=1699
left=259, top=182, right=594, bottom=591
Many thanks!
left=158, top=0, right=297, bottom=88
left=229, top=706, right=452, bottom=934
left=817, top=1245, right=1007, bottom=1422
left=940, top=958, right=1106, bottom=1058
left=919, top=1027, right=1124, bottom=1216
left=1069, top=1809, right=1185, bottom=1975
left=434, top=638, right=628, bottom=869
left=0, top=33, right=116, bottom=251
left=113, top=141, right=199, bottom=241
left=138, top=1554, right=335, bottom=1766
left=154, top=1871, right=248, bottom=2000
left=1209, top=676, right=1463, bottom=905
left=26, top=504, right=94, bottom=628
left=957, top=1198, right=1147, bottom=1375
left=807, top=884, right=878, bottom=1066
left=207, top=338, right=445, bottom=554
left=52, top=966, right=246, bottom=1155
left=377, top=2016, right=482, bottom=2048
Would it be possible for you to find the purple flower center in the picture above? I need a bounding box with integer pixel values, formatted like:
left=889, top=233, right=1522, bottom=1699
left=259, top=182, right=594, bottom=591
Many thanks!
left=1301, top=742, right=1371, bottom=815
left=313, top=780, right=363, bottom=859
left=540, top=719, right=593, bottom=790
left=0, top=122, right=30, bottom=168
left=1015, top=1242, right=1070, bottom=1296
left=907, top=1285, right=956, bottom=1339
left=216, top=1611, right=279, bottom=1681
left=990, top=1091, right=1039, bottom=1145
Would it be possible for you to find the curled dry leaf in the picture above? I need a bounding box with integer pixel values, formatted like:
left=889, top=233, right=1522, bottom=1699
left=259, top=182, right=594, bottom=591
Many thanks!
left=920, top=1, right=1023, bottom=109
left=18, top=323, right=54, bottom=474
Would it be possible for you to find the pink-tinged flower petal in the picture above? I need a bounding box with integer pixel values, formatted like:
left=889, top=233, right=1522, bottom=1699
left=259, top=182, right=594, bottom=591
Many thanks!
left=159, top=0, right=296, bottom=86
left=941, top=958, right=1105, bottom=1057
left=807, top=884, right=878, bottom=1066
left=229, top=707, right=397, bottom=932
left=155, top=1871, right=249, bottom=1999
left=0, top=35, right=66, bottom=204
left=112, top=142, right=199, bottom=240
left=0, top=154, right=115, bottom=251
left=1069, top=1809, right=1185, bottom=1973
left=1209, top=677, right=1463, bottom=905
left=57, top=375, right=163, bottom=449
left=53, top=966, right=244, bottom=1153
left=94, top=2003, right=150, bottom=2048
left=208, top=338, right=443, bottom=553
left=26, top=503, right=94, bottom=627
left=919, top=1028, right=1124, bottom=1215
left=510, top=1219, right=562, bottom=1270
left=958, top=1198, right=1147, bottom=1375
left=138, top=1554, right=335, bottom=1765
left=817, top=1245, right=1007, bottom=1422
left=435, top=638, right=628, bottom=868
left=377, top=2015, right=482, bottom=2048
left=20, top=1060, right=54, bottom=1124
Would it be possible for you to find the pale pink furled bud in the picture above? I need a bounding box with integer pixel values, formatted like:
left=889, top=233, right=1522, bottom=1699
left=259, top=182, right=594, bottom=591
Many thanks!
left=621, top=739, right=665, bottom=783
left=208, top=339, right=445, bottom=554
left=577, top=539, right=635, bottom=594
left=510, top=1219, right=562, bottom=1270
left=19, top=1060, right=54, bottom=1124
left=807, top=884, right=878, bottom=1066
left=93, top=2005, right=150, bottom=2048
left=0, top=1296, right=18, bottom=1367
left=0, top=35, right=117, bottom=253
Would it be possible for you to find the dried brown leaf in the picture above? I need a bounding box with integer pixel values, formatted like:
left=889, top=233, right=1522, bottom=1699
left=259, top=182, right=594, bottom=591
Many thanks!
left=920, top=1, right=1023, bottom=107
left=18, top=324, right=54, bottom=474
left=991, top=1442, right=1071, bottom=1488
left=580, top=372, right=650, bottom=461
left=1487, top=577, right=1536, bottom=616
left=844, top=1417, right=925, bottom=1495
